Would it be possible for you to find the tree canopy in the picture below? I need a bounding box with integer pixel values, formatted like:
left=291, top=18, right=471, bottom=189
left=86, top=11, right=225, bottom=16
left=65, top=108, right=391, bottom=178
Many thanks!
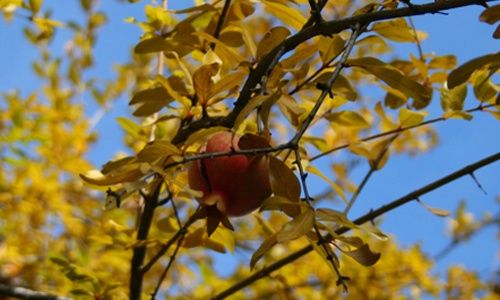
left=0, top=0, right=499, bottom=299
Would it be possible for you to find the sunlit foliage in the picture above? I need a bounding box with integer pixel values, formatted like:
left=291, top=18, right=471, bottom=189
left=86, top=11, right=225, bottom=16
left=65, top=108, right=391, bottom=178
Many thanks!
left=1, top=0, right=499, bottom=299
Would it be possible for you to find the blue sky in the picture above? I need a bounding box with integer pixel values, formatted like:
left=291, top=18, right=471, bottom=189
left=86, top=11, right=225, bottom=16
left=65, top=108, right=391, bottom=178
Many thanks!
left=1, top=0, right=499, bottom=288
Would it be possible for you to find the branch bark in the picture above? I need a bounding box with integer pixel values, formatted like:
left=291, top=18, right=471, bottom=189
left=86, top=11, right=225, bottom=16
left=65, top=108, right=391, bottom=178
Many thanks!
left=211, top=151, right=500, bottom=299
left=129, top=178, right=162, bottom=300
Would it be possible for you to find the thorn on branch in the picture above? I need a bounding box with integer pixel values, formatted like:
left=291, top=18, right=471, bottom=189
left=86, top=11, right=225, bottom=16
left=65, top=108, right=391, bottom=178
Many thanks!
left=400, top=0, right=416, bottom=9
left=469, top=172, right=487, bottom=194
left=336, top=275, right=350, bottom=293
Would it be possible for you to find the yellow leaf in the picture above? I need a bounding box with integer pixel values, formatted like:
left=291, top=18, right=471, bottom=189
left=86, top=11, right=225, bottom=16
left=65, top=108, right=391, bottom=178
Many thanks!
left=134, top=36, right=169, bottom=54
left=193, top=63, right=219, bottom=105
left=156, top=74, right=192, bottom=109
left=349, top=57, right=432, bottom=109
left=398, top=108, right=427, bottom=127
left=250, top=234, right=277, bottom=269
left=417, top=199, right=450, bottom=217
left=262, top=0, right=306, bottom=30
left=276, top=209, right=315, bottom=243
left=473, top=71, right=498, bottom=102
left=447, top=52, right=500, bottom=89
left=137, top=140, right=181, bottom=162
left=268, top=156, right=301, bottom=203
left=327, top=110, right=370, bottom=128
left=234, top=93, right=279, bottom=130
left=315, top=73, right=358, bottom=101
left=260, top=195, right=301, bottom=212
left=280, top=43, right=318, bottom=69
left=256, top=26, right=290, bottom=61
left=194, top=31, right=245, bottom=68
left=429, top=55, right=457, bottom=70
left=156, top=217, right=179, bottom=233
left=80, top=166, right=143, bottom=186
left=306, top=165, right=347, bottom=203
left=318, top=35, right=345, bottom=64
left=373, top=19, right=422, bottom=43
left=208, top=71, right=246, bottom=100
left=183, top=127, right=228, bottom=149
left=440, top=83, right=467, bottom=112
left=479, top=4, right=500, bottom=25
left=341, top=243, right=381, bottom=266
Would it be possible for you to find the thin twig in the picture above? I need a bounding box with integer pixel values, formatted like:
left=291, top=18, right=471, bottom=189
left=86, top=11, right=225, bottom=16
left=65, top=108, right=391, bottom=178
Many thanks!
left=344, top=133, right=400, bottom=215
left=469, top=172, right=487, bottom=194
left=293, top=148, right=349, bottom=290
left=292, top=23, right=363, bottom=144
left=149, top=198, right=185, bottom=296
left=211, top=0, right=232, bottom=49
left=288, top=45, right=347, bottom=95
left=210, top=151, right=500, bottom=299
left=434, top=213, right=500, bottom=260
left=408, top=16, right=424, bottom=60
left=142, top=207, right=201, bottom=274
left=151, top=235, right=184, bottom=299
left=310, top=104, right=495, bottom=162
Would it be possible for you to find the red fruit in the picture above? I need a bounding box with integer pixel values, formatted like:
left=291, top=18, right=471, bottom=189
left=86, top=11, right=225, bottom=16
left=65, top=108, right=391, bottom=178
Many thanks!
left=188, top=131, right=271, bottom=217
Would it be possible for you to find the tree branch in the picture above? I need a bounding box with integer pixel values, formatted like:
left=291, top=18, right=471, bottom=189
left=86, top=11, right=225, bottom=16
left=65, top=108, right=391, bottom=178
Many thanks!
left=171, top=0, right=494, bottom=145
left=343, top=133, right=400, bottom=215
left=212, top=0, right=232, bottom=43
left=142, top=207, right=201, bottom=274
left=211, top=151, right=500, bottom=299
left=310, top=103, right=495, bottom=162
left=129, top=178, right=162, bottom=300
left=0, top=284, right=70, bottom=300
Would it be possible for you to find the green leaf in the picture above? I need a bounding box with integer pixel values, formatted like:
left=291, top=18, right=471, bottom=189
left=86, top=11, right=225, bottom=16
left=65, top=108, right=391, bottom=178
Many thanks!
left=276, top=209, right=315, bottom=243
left=447, top=52, right=500, bottom=89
